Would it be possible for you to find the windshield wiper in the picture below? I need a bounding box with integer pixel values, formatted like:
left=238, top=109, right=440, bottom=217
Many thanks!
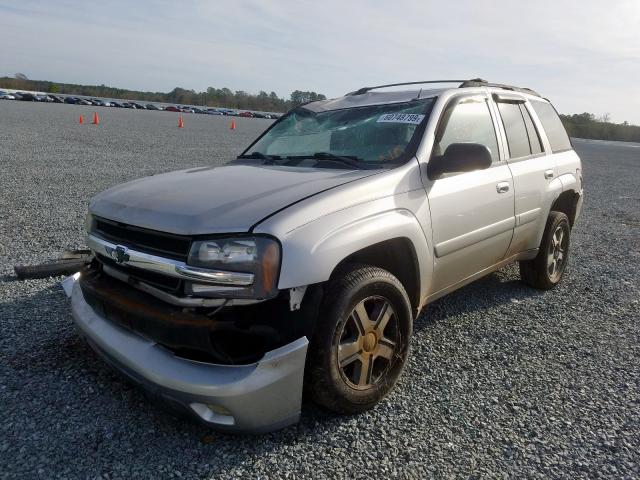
left=285, top=152, right=364, bottom=169
left=237, top=152, right=282, bottom=163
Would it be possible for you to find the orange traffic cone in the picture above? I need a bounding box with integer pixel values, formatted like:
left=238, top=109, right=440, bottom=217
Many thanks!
left=230, top=119, right=236, bottom=130
left=92, top=112, right=100, bottom=125
left=178, top=114, right=184, bottom=128
left=79, top=115, right=84, bottom=124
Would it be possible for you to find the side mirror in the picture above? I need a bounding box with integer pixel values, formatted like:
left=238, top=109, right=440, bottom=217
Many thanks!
left=428, top=143, right=492, bottom=178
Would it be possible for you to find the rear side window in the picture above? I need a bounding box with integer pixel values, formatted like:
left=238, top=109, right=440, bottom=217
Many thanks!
left=434, top=96, right=499, bottom=163
left=497, top=102, right=530, bottom=159
left=531, top=101, right=572, bottom=152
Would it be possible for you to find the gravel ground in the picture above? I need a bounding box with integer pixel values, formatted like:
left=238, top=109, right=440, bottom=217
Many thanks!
left=1, top=101, right=638, bottom=479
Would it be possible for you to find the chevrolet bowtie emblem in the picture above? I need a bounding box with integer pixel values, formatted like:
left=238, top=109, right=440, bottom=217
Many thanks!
left=111, top=245, right=130, bottom=264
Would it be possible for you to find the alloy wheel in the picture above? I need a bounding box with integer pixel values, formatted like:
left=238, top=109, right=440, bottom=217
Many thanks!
left=547, top=225, right=568, bottom=282
left=336, top=296, right=399, bottom=390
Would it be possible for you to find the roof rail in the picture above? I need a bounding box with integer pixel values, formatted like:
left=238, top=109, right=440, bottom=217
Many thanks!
left=347, top=78, right=541, bottom=97
left=347, top=80, right=469, bottom=96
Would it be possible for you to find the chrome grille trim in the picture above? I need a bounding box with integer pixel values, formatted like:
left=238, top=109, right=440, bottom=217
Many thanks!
left=87, top=234, right=255, bottom=286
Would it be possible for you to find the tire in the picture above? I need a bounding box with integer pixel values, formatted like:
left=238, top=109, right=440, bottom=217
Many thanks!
left=519, top=211, right=571, bottom=290
left=306, top=264, right=413, bottom=414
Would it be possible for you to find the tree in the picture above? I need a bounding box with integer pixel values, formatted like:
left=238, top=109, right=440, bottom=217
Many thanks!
left=290, top=90, right=326, bottom=106
left=0, top=75, right=325, bottom=113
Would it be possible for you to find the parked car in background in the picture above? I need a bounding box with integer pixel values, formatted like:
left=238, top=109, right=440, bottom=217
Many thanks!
left=192, top=107, right=206, bottom=114
left=49, top=95, right=64, bottom=103
left=180, top=106, right=195, bottom=113
left=90, top=99, right=111, bottom=107
left=110, top=101, right=123, bottom=108
left=145, top=104, right=161, bottom=110
left=206, top=109, right=224, bottom=115
left=64, top=96, right=78, bottom=104
left=76, top=98, right=92, bottom=106
left=18, top=93, right=37, bottom=101
left=0, top=91, right=16, bottom=100
left=164, top=105, right=181, bottom=112
left=130, top=102, right=146, bottom=109
left=238, top=111, right=253, bottom=117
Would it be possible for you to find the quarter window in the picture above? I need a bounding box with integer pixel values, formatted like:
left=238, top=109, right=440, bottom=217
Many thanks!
left=497, top=102, right=530, bottom=159
left=531, top=101, right=572, bottom=153
left=434, top=97, right=499, bottom=163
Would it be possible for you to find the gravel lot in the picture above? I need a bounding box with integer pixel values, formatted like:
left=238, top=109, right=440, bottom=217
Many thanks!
left=1, top=101, right=638, bottom=479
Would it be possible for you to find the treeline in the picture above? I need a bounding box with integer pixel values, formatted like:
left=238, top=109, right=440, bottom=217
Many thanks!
left=561, top=113, right=640, bottom=143
left=0, top=75, right=326, bottom=112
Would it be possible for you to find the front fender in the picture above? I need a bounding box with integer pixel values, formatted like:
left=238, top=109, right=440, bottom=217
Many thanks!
left=259, top=201, right=433, bottom=305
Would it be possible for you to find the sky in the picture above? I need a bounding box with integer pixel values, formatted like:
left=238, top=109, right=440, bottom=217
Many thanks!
left=1, top=0, right=639, bottom=123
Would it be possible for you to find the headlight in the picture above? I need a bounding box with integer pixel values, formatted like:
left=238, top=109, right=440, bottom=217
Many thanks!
left=186, top=236, right=280, bottom=299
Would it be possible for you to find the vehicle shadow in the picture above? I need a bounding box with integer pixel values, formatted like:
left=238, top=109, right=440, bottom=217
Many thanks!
left=413, top=265, right=545, bottom=330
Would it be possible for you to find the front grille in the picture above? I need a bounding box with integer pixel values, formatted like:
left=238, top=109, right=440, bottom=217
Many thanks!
left=97, top=254, right=182, bottom=293
left=92, top=216, right=191, bottom=261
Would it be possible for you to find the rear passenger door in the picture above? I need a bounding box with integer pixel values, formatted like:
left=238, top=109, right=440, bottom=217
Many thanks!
left=425, top=94, right=515, bottom=294
left=491, top=93, right=557, bottom=256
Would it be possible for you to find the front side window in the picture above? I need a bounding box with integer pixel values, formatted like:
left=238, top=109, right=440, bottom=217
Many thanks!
left=531, top=100, right=572, bottom=153
left=242, top=98, right=435, bottom=167
left=497, top=102, right=531, bottom=159
left=433, top=96, right=499, bottom=163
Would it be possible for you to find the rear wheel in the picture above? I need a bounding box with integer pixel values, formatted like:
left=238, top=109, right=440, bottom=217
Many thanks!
left=519, top=211, right=571, bottom=289
left=306, top=265, right=413, bottom=414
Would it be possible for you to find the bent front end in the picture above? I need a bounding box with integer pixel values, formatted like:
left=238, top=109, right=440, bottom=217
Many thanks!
left=67, top=275, right=308, bottom=433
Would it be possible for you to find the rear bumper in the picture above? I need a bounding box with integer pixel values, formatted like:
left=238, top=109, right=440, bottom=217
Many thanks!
left=68, top=278, right=308, bottom=433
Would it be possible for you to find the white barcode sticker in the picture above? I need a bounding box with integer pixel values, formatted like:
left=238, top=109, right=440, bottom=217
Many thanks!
left=377, top=113, right=425, bottom=124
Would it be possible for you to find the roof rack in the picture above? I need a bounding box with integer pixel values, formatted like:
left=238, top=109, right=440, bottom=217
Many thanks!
left=347, top=80, right=469, bottom=96
left=347, top=78, right=541, bottom=97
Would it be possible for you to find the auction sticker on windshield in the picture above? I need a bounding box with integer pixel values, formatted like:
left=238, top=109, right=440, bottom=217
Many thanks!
left=377, top=113, right=425, bottom=124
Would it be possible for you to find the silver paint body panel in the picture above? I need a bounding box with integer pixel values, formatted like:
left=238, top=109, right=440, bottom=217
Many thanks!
left=86, top=85, right=583, bottom=305
left=78, top=84, right=583, bottom=432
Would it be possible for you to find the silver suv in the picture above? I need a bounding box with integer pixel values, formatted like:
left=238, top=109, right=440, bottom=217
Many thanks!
left=65, top=79, right=583, bottom=433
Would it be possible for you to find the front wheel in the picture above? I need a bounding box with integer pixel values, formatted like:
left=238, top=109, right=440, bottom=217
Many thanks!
left=520, top=211, right=571, bottom=289
left=306, top=265, right=413, bottom=414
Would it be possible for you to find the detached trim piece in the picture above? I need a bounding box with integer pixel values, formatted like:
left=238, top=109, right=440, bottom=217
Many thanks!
left=87, top=234, right=254, bottom=286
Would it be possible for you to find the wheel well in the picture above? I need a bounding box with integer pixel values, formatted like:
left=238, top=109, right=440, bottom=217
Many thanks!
left=330, top=238, right=420, bottom=315
left=551, top=190, right=580, bottom=227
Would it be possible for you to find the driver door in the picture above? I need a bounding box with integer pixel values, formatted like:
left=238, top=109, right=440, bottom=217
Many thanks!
left=424, top=94, right=515, bottom=294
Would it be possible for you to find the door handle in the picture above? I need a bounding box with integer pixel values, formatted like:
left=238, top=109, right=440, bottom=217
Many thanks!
left=544, top=169, right=554, bottom=179
left=496, top=182, right=510, bottom=193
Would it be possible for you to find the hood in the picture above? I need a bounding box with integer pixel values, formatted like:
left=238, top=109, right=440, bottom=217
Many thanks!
left=90, top=163, right=379, bottom=235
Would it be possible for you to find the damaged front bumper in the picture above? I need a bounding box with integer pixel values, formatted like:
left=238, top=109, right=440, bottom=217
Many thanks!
left=65, top=275, right=309, bottom=433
